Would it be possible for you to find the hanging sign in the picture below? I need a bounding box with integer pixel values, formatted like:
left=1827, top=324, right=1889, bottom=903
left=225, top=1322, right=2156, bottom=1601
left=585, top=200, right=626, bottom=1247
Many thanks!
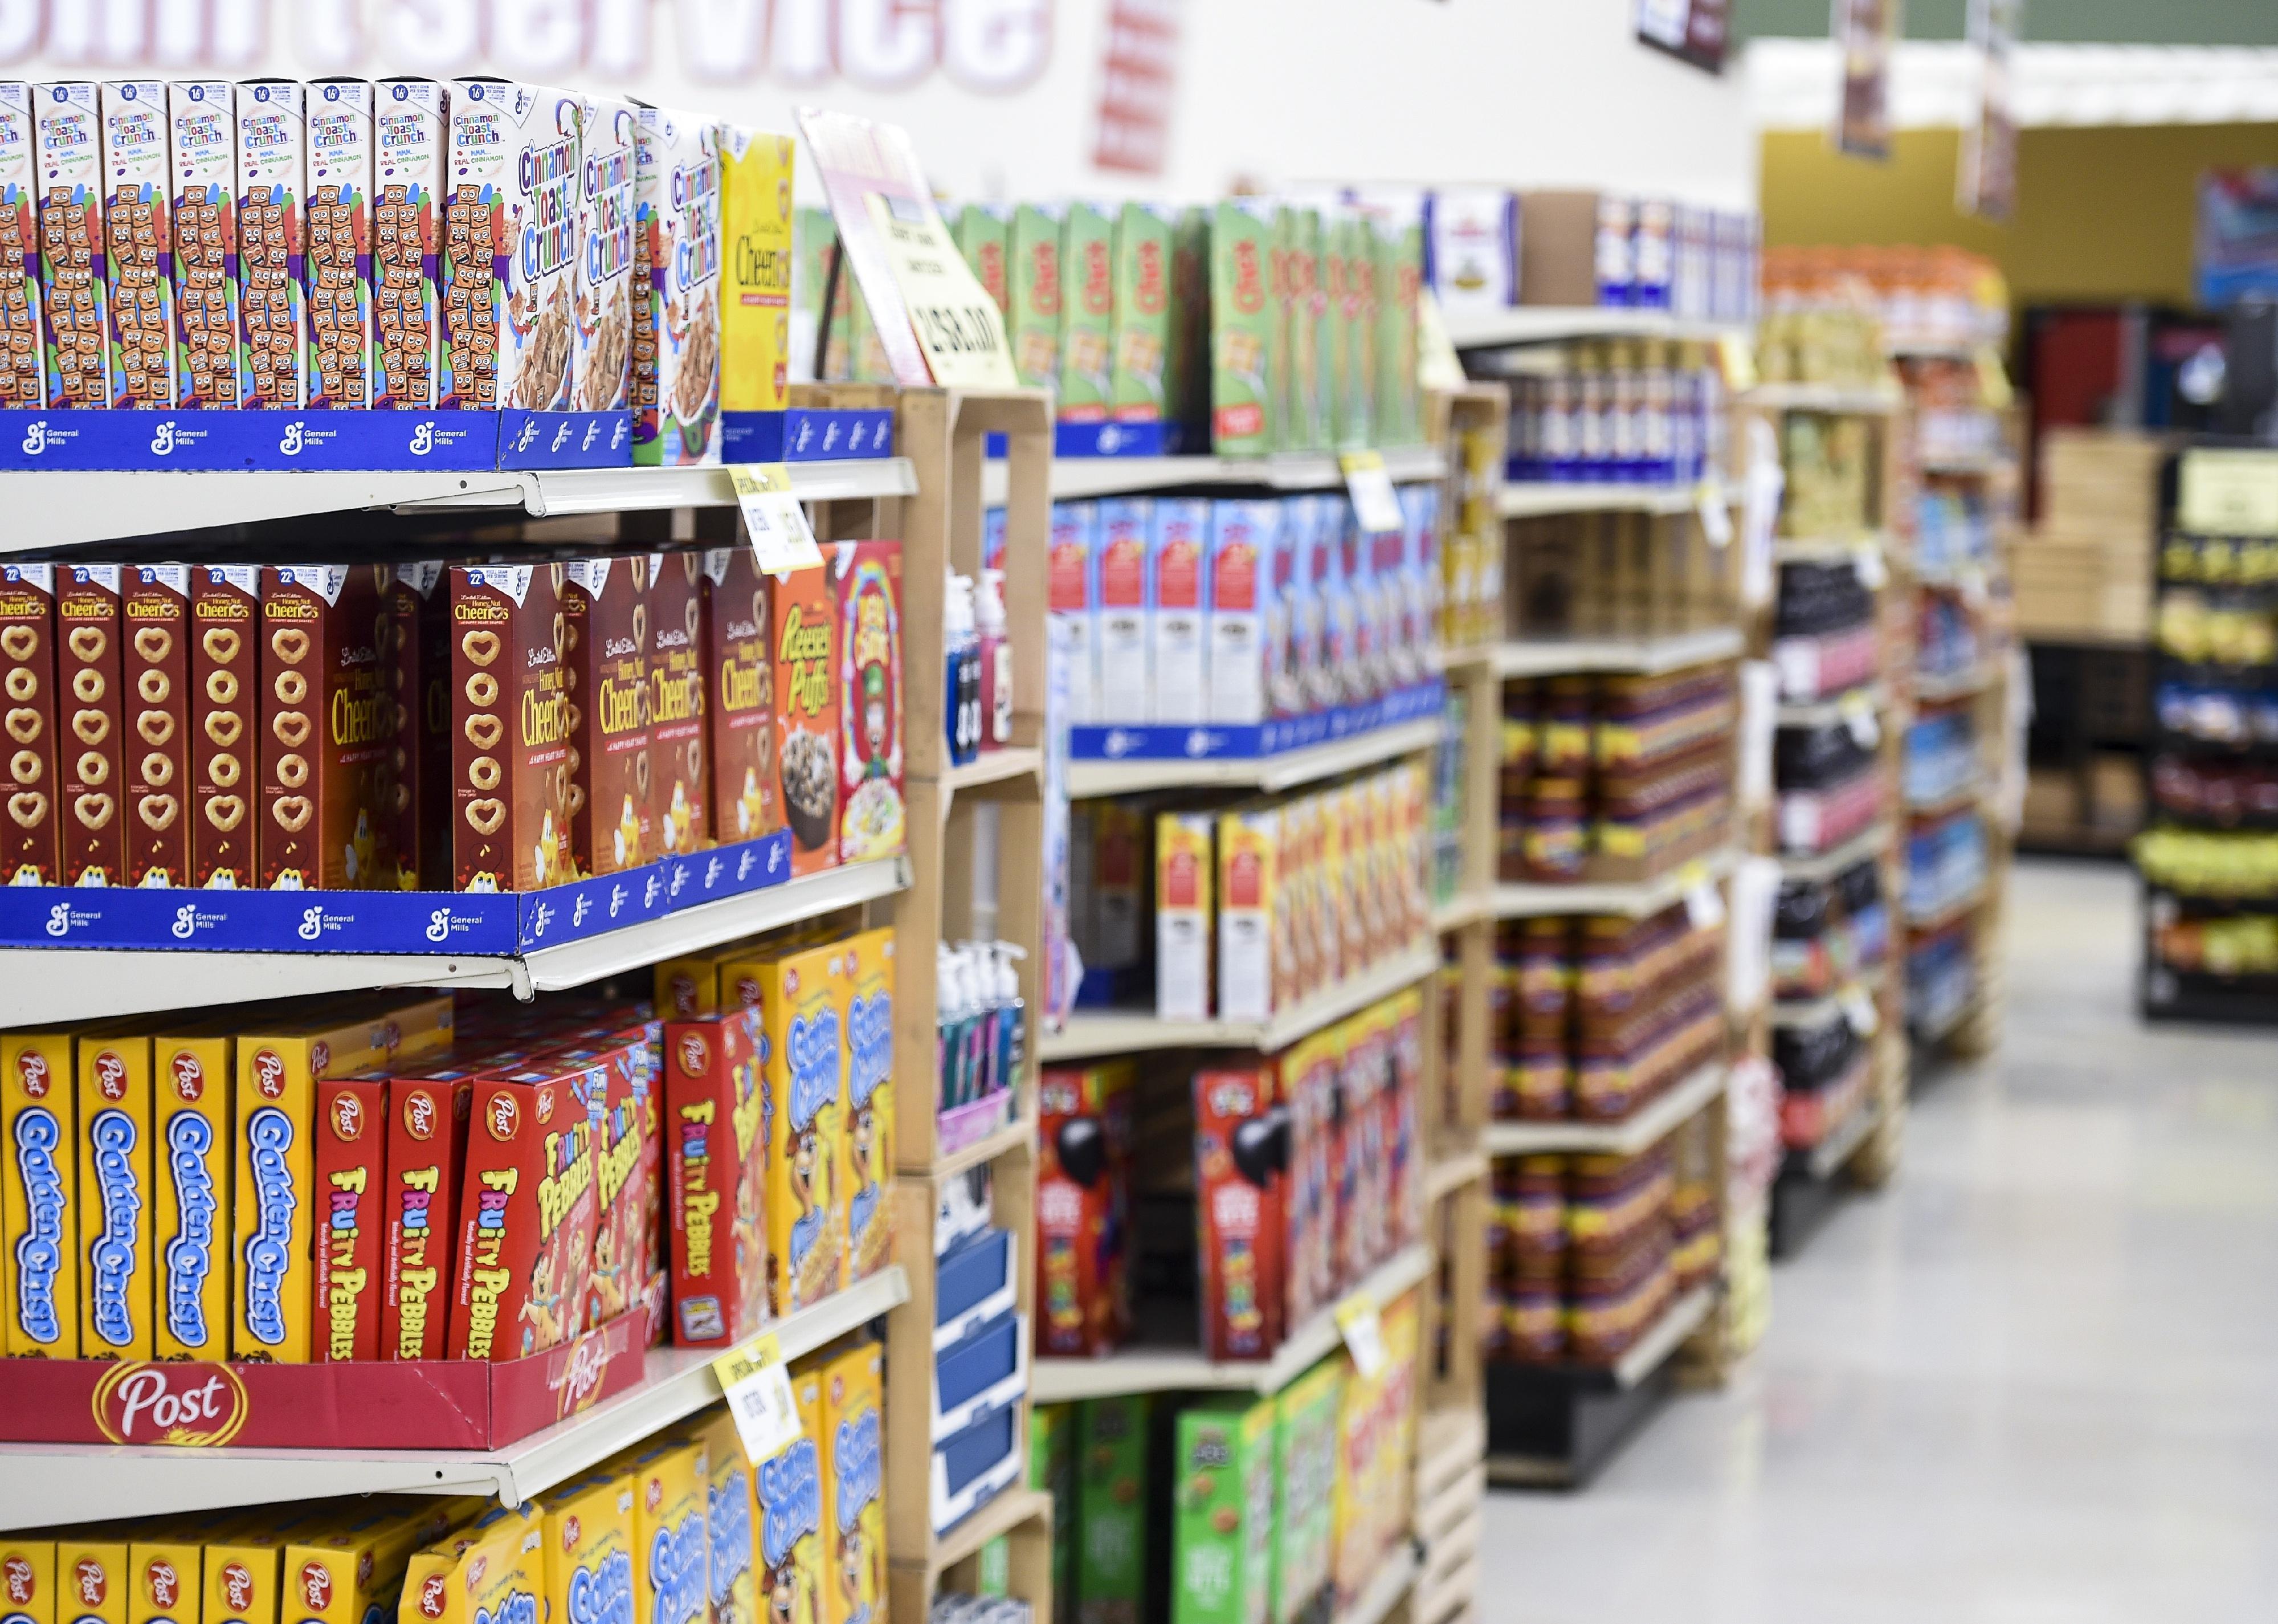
left=1958, top=0, right=2023, bottom=220
left=1832, top=0, right=1899, bottom=161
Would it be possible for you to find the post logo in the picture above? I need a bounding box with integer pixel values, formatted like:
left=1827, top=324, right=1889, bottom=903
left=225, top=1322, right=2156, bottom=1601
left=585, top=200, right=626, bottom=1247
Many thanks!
left=15, top=1050, right=48, bottom=1099
left=241, top=1105, right=298, bottom=1346
left=169, top=1052, right=203, bottom=1101
left=332, top=1093, right=364, bottom=1141
left=487, top=1090, right=519, bottom=1141
left=92, top=1049, right=128, bottom=1101
left=90, top=1361, right=248, bottom=1446
left=404, top=1087, right=438, bottom=1141
left=299, top=1564, right=331, bottom=1611
left=251, top=1048, right=287, bottom=1100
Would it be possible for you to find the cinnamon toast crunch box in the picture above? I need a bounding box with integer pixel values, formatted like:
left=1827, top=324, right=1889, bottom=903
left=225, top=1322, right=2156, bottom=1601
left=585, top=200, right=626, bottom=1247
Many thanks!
left=2, top=1027, right=77, bottom=1356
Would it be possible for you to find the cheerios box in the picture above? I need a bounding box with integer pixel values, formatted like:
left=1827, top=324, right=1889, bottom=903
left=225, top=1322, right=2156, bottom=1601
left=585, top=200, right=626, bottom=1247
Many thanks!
left=443, top=77, right=581, bottom=414
left=1, top=1028, right=76, bottom=1358
left=701, top=545, right=779, bottom=850
left=840, top=928, right=894, bottom=1280
left=97, top=80, right=175, bottom=410
left=0, top=562, right=59, bottom=886
left=818, top=1341, right=883, bottom=1624
left=750, top=937, right=847, bottom=1315
left=630, top=103, right=721, bottom=466
left=33, top=79, right=111, bottom=410
left=628, top=1431, right=709, bottom=1624
left=1171, top=1394, right=1276, bottom=1624
left=446, top=1062, right=598, bottom=1363
left=538, top=1464, right=637, bottom=1624
left=717, top=122, right=793, bottom=419
left=661, top=1005, right=768, bottom=1347
left=572, top=95, right=638, bottom=415
left=0, top=83, right=45, bottom=410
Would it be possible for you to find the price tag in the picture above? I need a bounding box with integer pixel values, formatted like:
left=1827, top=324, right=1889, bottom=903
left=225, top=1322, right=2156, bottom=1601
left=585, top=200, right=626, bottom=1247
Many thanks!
left=1696, top=476, right=1734, bottom=549
left=1335, top=1290, right=1387, bottom=1380
left=1416, top=291, right=1467, bottom=392
left=2178, top=450, right=2278, bottom=538
left=863, top=192, right=1017, bottom=390
left=1340, top=451, right=1407, bottom=536
left=1680, top=860, right=1724, bottom=929
left=1973, top=346, right=2015, bottom=411
left=712, top=1333, right=802, bottom=1463
left=1840, top=985, right=1881, bottom=1036
left=1850, top=540, right=1888, bottom=591
left=1716, top=332, right=1758, bottom=394
left=730, top=464, right=823, bottom=574
left=1838, top=688, right=1881, bottom=749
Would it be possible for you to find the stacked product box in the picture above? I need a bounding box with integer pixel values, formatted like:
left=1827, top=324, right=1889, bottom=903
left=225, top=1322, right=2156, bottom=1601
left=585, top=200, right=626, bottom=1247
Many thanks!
left=1503, top=338, right=1725, bottom=487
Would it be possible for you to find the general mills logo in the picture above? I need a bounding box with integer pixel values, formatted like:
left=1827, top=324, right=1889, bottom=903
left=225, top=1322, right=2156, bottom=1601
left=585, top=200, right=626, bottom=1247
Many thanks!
left=581, top=419, right=601, bottom=451
left=425, top=908, right=452, bottom=944
left=21, top=420, right=47, bottom=455
left=643, top=872, right=661, bottom=908
left=571, top=893, right=591, bottom=928
left=609, top=883, right=626, bottom=918
left=512, top=420, right=541, bottom=454
left=43, top=902, right=71, bottom=937
left=530, top=900, right=554, bottom=938
left=297, top=906, right=324, bottom=942
left=610, top=419, right=628, bottom=450
left=279, top=422, right=305, bottom=456
left=668, top=865, right=688, bottom=899
left=170, top=903, right=197, bottom=940
left=705, top=856, right=724, bottom=889
left=409, top=422, right=434, bottom=456
left=1096, top=423, right=1128, bottom=454
left=1103, top=729, right=1142, bottom=758
left=550, top=422, right=573, bottom=453
left=149, top=421, right=177, bottom=456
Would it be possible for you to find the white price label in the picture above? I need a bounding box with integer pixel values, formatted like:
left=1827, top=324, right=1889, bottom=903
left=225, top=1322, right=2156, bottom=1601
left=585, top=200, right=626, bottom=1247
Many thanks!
left=864, top=192, right=1017, bottom=390
left=1840, top=985, right=1881, bottom=1036
left=713, top=1334, right=803, bottom=1463
left=1697, top=477, right=1734, bottom=549
left=1958, top=564, right=1990, bottom=608
left=1850, top=541, right=1889, bottom=591
left=1335, top=1290, right=1387, bottom=1380
left=1680, top=861, right=1725, bottom=929
left=1839, top=689, right=1881, bottom=749
left=730, top=464, right=823, bottom=575
left=1341, top=451, right=1407, bottom=536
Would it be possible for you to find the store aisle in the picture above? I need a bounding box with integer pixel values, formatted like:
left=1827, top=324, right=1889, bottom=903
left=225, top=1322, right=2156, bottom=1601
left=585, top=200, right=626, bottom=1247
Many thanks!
left=1477, top=859, right=2278, bottom=1621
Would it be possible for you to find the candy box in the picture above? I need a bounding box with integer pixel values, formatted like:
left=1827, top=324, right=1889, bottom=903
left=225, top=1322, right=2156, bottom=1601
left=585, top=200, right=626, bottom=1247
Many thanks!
left=538, top=1466, right=637, bottom=1624
left=0, top=562, right=59, bottom=883
left=573, top=96, right=639, bottom=414
left=1093, top=499, right=1152, bottom=724
left=303, top=77, right=374, bottom=410
left=76, top=1022, right=155, bottom=1361
left=1075, top=1395, right=1151, bottom=1624
left=1057, top=200, right=1115, bottom=423
left=1036, top=1060, right=1134, bottom=1357
left=1170, top=1395, right=1276, bottom=1624
left=1209, top=200, right=1276, bottom=455
left=1193, top=1063, right=1287, bottom=1361
left=313, top=1075, right=386, bottom=1362
left=447, top=1062, right=599, bottom=1362
left=1149, top=499, right=1209, bottom=727
left=717, top=122, right=793, bottom=419
left=1047, top=502, right=1097, bottom=726
left=98, top=79, right=174, bottom=409
left=645, top=548, right=709, bottom=856
left=631, top=102, right=721, bottom=464
left=756, top=1362, right=826, bottom=1624
left=629, top=1432, right=711, bottom=1624
left=56, top=564, right=124, bottom=886
left=841, top=926, right=895, bottom=1281
left=563, top=555, right=656, bottom=878
left=827, top=541, right=904, bottom=866
left=148, top=1023, right=232, bottom=1360
left=752, top=937, right=848, bottom=1315
left=189, top=564, right=260, bottom=888
left=0, top=82, right=44, bottom=409
left=773, top=561, right=838, bottom=878
left=1, top=1027, right=77, bottom=1357
left=443, top=77, right=581, bottom=413
left=1007, top=202, right=1064, bottom=393
left=259, top=563, right=397, bottom=891
left=34, top=80, right=109, bottom=409
left=370, top=75, right=446, bottom=410
left=450, top=562, right=575, bottom=892
left=381, top=1070, right=473, bottom=1360
left=121, top=562, right=190, bottom=887
left=662, top=1006, right=768, bottom=1346
left=817, top=1340, right=884, bottom=1624
left=234, top=79, right=306, bottom=409
left=1207, top=500, right=1278, bottom=727
left=701, top=544, right=779, bottom=846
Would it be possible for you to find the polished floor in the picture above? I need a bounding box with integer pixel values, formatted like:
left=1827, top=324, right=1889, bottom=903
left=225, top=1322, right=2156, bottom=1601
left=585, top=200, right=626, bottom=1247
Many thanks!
left=1477, top=859, right=2278, bottom=1621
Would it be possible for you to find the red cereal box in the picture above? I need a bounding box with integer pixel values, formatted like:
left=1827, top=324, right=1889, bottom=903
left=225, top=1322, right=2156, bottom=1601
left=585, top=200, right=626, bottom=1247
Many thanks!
left=1193, top=1062, right=1288, bottom=1361
left=662, top=1008, right=767, bottom=1347
left=1037, top=1061, right=1135, bottom=1357
left=380, top=1070, right=472, bottom=1361
left=312, top=1076, right=384, bottom=1363
left=446, top=1067, right=596, bottom=1363
left=523, top=1026, right=656, bottom=1333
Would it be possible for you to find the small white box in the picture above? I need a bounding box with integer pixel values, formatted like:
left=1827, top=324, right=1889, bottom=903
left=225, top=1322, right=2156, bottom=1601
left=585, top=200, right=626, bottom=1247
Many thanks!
left=446, top=77, right=581, bottom=411
left=304, top=77, right=373, bottom=409
left=573, top=93, right=636, bottom=413
left=1425, top=187, right=1517, bottom=315
left=1207, top=498, right=1279, bottom=726
left=1048, top=501, right=1098, bottom=726
left=1150, top=498, right=1210, bottom=725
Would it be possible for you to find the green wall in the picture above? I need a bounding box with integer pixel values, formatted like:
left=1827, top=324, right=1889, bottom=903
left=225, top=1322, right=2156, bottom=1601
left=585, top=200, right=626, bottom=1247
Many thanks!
left=1733, top=0, right=2278, bottom=45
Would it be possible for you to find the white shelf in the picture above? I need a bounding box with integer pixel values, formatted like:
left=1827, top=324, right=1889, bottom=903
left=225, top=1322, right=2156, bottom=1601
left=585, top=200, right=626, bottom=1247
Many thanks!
left=1038, top=941, right=1442, bottom=1063
left=1497, top=483, right=1708, bottom=519
left=1424, top=1148, right=1490, bottom=1203
left=1444, top=307, right=1749, bottom=349
left=1430, top=891, right=1495, bottom=933
left=1778, top=823, right=1893, bottom=882
left=1906, top=777, right=1987, bottom=820
left=1609, top=1283, right=1716, bottom=1389
left=1489, top=626, right=1746, bottom=680
left=1907, top=879, right=1989, bottom=934
left=0, top=459, right=919, bottom=553
left=1741, top=382, right=1903, bottom=415
left=1065, top=717, right=1441, bottom=799
left=0, top=1266, right=909, bottom=1529
left=1030, top=1242, right=1435, bottom=1403
left=1480, top=1063, right=1727, bottom=1157
left=1336, top=1543, right=1422, bottom=1624
left=983, top=444, right=1445, bottom=504
left=941, top=747, right=1045, bottom=798
left=0, top=856, right=910, bottom=1026
left=1773, top=533, right=1889, bottom=565
left=1492, top=847, right=1738, bottom=921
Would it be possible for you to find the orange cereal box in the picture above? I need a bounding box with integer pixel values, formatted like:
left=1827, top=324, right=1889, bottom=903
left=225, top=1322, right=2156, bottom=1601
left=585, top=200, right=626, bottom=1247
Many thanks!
left=817, top=1343, right=883, bottom=1624
left=751, top=938, right=846, bottom=1315
left=2, top=1028, right=77, bottom=1356
left=840, top=928, right=893, bottom=1281
left=772, top=563, right=836, bottom=879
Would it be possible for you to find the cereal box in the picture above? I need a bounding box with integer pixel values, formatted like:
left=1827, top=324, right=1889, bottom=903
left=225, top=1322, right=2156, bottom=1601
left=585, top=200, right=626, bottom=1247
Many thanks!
left=631, top=102, right=721, bottom=464
left=304, top=77, right=374, bottom=410
left=390, top=562, right=450, bottom=888
left=1094, top=500, right=1152, bottom=721
left=1207, top=500, right=1277, bottom=727
left=1194, top=1062, right=1287, bottom=1360
left=789, top=205, right=835, bottom=384
left=203, top=1528, right=291, bottom=1624
left=371, top=76, right=446, bottom=410
left=97, top=80, right=173, bottom=409
left=0, top=83, right=43, bottom=408
left=380, top=1072, right=472, bottom=1360
left=629, top=1433, right=710, bottom=1624
left=313, top=1076, right=386, bottom=1362
left=1265, top=503, right=1304, bottom=720
left=1270, top=1361, right=1342, bottom=1624
left=450, top=562, right=575, bottom=892
left=399, top=1507, right=541, bottom=1624
left=1423, top=188, right=1517, bottom=317
left=55, top=1546, right=126, bottom=1624
left=662, top=1006, right=768, bottom=1347
left=574, top=96, right=639, bottom=414
left=842, top=927, right=894, bottom=1280
left=827, top=542, right=904, bottom=866
left=34, top=81, right=109, bottom=409
left=1156, top=811, right=1213, bottom=1022
left=0, top=1543, right=54, bottom=1624
left=563, top=556, right=655, bottom=879
left=0, top=564, right=59, bottom=884
left=284, top=1503, right=464, bottom=1624
left=1170, top=1395, right=1276, bottom=1624
left=76, top=1024, right=155, bottom=1361
left=540, top=1031, right=650, bottom=1332
left=1149, top=501, right=1209, bottom=727
left=1110, top=203, right=1173, bottom=426
left=1075, top=1396, right=1150, bottom=1624
left=1007, top=202, right=1063, bottom=393
left=702, top=545, right=779, bottom=846
left=1036, top=1062, right=1134, bottom=1357
left=2, top=1029, right=77, bottom=1357
left=773, top=562, right=837, bottom=879
left=953, top=203, right=1009, bottom=314
left=818, top=1341, right=883, bottom=1624
left=757, top=1362, right=826, bottom=1624
left=259, top=564, right=397, bottom=891
left=447, top=1064, right=598, bottom=1361
left=1056, top=201, right=1114, bottom=423
left=442, top=79, right=579, bottom=413
left=1216, top=805, right=1281, bottom=1023
left=121, top=564, right=189, bottom=887
left=1047, top=502, right=1096, bottom=726
left=235, top=79, right=305, bottom=409
left=166, top=80, right=240, bottom=408
left=189, top=565, right=259, bottom=888
left=688, top=1409, right=761, bottom=1624
left=752, top=937, right=846, bottom=1314
left=540, top=1466, right=637, bottom=1624
left=56, top=565, right=124, bottom=884
left=717, top=122, right=792, bottom=419
left=1210, top=200, right=1277, bottom=456
left=647, top=548, right=708, bottom=856
left=1279, top=203, right=1325, bottom=454
left=149, top=1024, right=231, bottom=1361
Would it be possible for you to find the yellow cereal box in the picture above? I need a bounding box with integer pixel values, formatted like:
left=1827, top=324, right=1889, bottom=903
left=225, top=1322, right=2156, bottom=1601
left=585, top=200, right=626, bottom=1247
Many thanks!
left=753, top=1365, right=826, bottom=1624
left=628, top=1433, right=709, bottom=1624
left=2, top=1029, right=77, bottom=1356
left=538, top=1467, right=636, bottom=1624
left=717, top=126, right=794, bottom=418
left=78, top=1022, right=157, bottom=1360
left=840, top=929, right=893, bottom=1280
left=285, top=1501, right=463, bottom=1624
left=202, top=1532, right=287, bottom=1624
left=817, top=1343, right=883, bottom=1624
left=748, top=939, right=847, bottom=1315
left=55, top=1544, right=128, bottom=1624
left=126, top=1536, right=200, bottom=1624
left=150, top=1027, right=231, bottom=1360
left=688, top=1410, right=759, bottom=1624
left=397, top=1506, right=539, bottom=1624
left=0, top=1541, right=55, bottom=1624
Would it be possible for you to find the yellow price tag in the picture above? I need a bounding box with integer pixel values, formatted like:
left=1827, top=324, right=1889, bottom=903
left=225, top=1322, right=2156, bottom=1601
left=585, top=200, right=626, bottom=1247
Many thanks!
left=1340, top=450, right=1406, bottom=536
left=729, top=464, right=823, bottom=575
left=1972, top=346, right=2014, bottom=411
left=1334, top=1290, right=1387, bottom=1379
left=864, top=192, right=1016, bottom=390
left=712, top=1332, right=800, bottom=1462
left=1716, top=333, right=1758, bottom=394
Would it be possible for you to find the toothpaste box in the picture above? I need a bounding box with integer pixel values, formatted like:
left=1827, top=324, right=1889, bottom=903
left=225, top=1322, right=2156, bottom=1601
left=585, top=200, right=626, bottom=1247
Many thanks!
left=2, top=1029, right=77, bottom=1357
left=235, top=78, right=305, bottom=409
left=1207, top=499, right=1279, bottom=727
left=1048, top=501, right=1097, bottom=726
left=1093, top=499, right=1152, bottom=724
left=1058, top=199, right=1114, bottom=423
left=1210, top=198, right=1278, bottom=455
left=446, top=78, right=581, bottom=414
left=34, top=80, right=109, bottom=408
left=715, top=120, right=791, bottom=419
left=662, top=1006, right=768, bottom=1347
left=1008, top=201, right=1064, bottom=393
left=1111, top=201, right=1173, bottom=425
left=571, top=96, right=638, bottom=416
left=371, top=75, right=446, bottom=410
left=1150, top=498, right=1210, bottom=726
left=381, top=1071, right=472, bottom=1360
left=0, top=83, right=41, bottom=407
left=97, top=80, right=173, bottom=409
left=313, top=1075, right=386, bottom=1362
left=149, top=1025, right=231, bottom=1361
left=631, top=101, right=721, bottom=463
left=167, top=80, right=242, bottom=408
left=1424, top=188, right=1518, bottom=316
left=1156, top=811, right=1213, bottom=1022
left=304, top=77, right=374, bottom=409
left=77, top=1023, right=155, bottom=1361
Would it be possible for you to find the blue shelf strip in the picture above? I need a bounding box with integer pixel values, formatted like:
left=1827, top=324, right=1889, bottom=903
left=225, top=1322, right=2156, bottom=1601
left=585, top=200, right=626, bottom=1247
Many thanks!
left=1, top=829, right=794, bottom=955
left=1070, top=680, right=1444, bottom=763
left=723, top=408, right=896, bottom=463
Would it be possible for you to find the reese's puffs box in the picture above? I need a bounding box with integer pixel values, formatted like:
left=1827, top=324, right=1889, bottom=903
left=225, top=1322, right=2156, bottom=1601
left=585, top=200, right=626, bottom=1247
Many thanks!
left=446, top=1063, right=596, bottom=1362
left=662, top=1007, right=767, bottom=1348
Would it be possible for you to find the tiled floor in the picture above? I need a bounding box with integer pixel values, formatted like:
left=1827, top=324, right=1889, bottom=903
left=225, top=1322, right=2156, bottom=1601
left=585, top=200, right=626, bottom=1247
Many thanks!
left=1476, top=859, right=2278, bottom=1621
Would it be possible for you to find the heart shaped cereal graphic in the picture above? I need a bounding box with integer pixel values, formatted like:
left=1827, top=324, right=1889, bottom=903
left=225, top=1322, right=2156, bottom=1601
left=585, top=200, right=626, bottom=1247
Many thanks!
left=132, top=627, right=172, bottom=663
left=272, top=711, right=311, bottom=748
left=272, top=794, right=313, bottom=832
left=465, top=797, right=507, bottom=835
left=461, top=629, right=500, bottom=667
left=200, top=627, right=239, bottom=664
left=67, top=626, right=105, bottom=663
left=464, top=713, right=504, bottom=751
left=3, top=669, right=34, bottom=701
left=136, top=711, right=174, bottom=746
left=73, top=791, right=113, bottom=830
left=3, top=707, right=37, bottom=745
left=204, top=793, right=245, bottom=831
left=270, top=627, right=310, bottom=665
left=0, top=626, right=35, bottom=661
left=7, top=789, right=44, bottom=827
left=138, top=794, right=177, bottom=831
left=204, top=711, right=241, bottom=747
left=204, top=669, right=239, bottom=705
left=70, top=711, right=108, bottom=746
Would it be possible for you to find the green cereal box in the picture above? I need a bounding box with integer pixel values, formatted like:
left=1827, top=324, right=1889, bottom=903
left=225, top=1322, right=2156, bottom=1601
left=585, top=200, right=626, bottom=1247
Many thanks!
left=1170, top=206, right=1210, bottom=439
left=1057, top=200, right=1116, bottom=423
left=1279, top=205, right=1325, bottom=454
left=1270, top=1361, right=1343, bottom=1624
left=1171, top=1396, right=1276, bottom=1624
left=953, top=203, right=1010, bottom=314
left=1209, top=200, right=1279, bottom=457
left=1077, top=1396, right=1152, bottom=1624
left=1008, top=201, right=1063, bottom=392
left=1110, top=203, right=1173, bottom=425
left=791, top=205, right=838, bottom=382
left=1032, top=1402, right=1079, bottom=1624
left=1369, top=202, right=1423, bottom=447
left=1332, top=212, right=1378, bottom=450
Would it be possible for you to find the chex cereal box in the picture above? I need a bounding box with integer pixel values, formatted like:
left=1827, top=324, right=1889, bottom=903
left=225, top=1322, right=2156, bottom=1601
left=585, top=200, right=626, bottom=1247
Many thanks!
left=98, top=80, right=173, bottom=409
left=717, top=123, right=793, bottom=418
left=631, top=103, right=721, bottom=465
left=314, top=1076, right=386, bottom=1361
left=34, top=80, right=109, bottom=409
left=573, top=96, right=638, bottom=414
left=757, top=1362, right=826, bottom=1624
left=1111, top=202, right=1173, bottom=426
left=1056, top=200, right=1113, bottom=423
left=150, top=1022, right=231, bottom=1361
left=818, top=1342, right=883, bottom=1624
left=77, top=1023, right=156, bottom=1361
left=629, top=1433, right=709, bottom=1624
left=2, top=1028, right=77, bottom=1357
left=234, top=79, right=305, bottom=409
left=0, top=562, right=59, bottom=884
left=305, top=78, right=374, bottom=409
left=381, top=1071, right=472, bottom=1360
left=447, top=1062, right=597, bottom=1362
left=1007, top=202, right=1062, bottom=393
left=691, top=1409, right=760, bottom=1624
left=0, top=1543, right=52, bottom=1624
left=539, top=1465, right=636, bottom=1624
left=662, top=1006, right=767, bottom=1347
left=372, top=76, right=446, bottom=410
left=444, top=78, right=580, bottom=413
left=167, top=81, right=242, bottom=408
left=753, top=937, right=847, bottom=1315
left=0, top=83, right=43, bottom=407
left=842, top=928, right=894, bottom=1281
